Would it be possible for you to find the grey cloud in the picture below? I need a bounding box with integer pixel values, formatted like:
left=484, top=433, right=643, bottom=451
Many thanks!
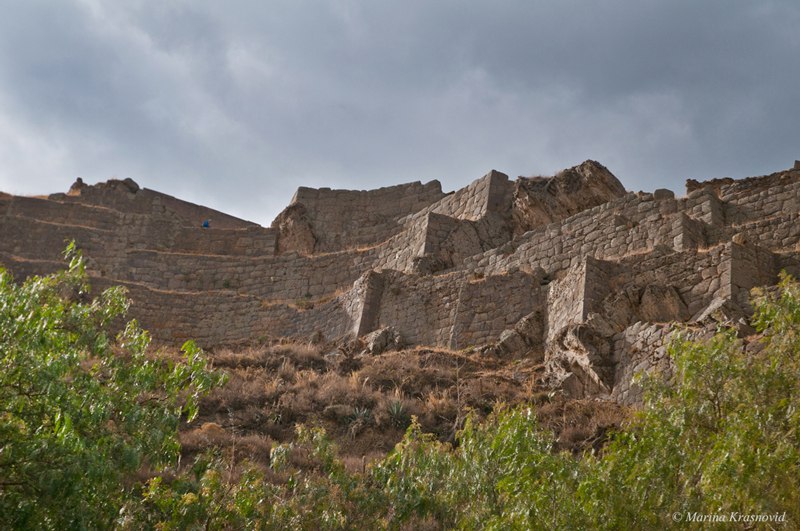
left=1, top=1, right=798, bottom=224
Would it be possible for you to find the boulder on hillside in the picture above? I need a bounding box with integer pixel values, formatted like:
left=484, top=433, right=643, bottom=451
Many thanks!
left=362, top=326, right=402, bottom=355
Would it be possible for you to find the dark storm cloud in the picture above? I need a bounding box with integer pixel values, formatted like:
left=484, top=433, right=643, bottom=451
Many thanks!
left=1, top=1, right=798, bottom=224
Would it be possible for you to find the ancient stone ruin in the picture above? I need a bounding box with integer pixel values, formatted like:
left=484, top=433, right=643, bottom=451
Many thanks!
left=3, top=161, right=799, bottom=405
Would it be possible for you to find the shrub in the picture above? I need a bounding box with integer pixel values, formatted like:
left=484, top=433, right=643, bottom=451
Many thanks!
left=0, top=244, right=225, bottom=529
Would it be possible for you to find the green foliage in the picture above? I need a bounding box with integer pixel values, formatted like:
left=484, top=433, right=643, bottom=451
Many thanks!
left=386, top=400, right=409, bottom=429
left=0, top=244, right=225, bottom=529
left=131, top=425, right=385, bottom=530
left=126, top=454, right=273, bottom=530
left=370, top=408, right=587, bottom=529
left=347, top=406, right=373, bottom=437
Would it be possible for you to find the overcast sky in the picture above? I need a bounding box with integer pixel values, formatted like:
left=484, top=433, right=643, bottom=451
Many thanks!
left=1, top=1, right=798, bottom=225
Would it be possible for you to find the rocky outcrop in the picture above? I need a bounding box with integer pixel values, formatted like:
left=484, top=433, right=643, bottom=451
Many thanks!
left=511, top=160, right=627, bottom=237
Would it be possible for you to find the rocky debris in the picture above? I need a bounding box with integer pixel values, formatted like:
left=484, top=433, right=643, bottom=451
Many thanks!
left=686, top=177, right=735, bottom=194
left=560, top=361, right=611, bottom=398
left=495, top=309, right=546, bottom=361
left=362, top=327, right=402, bottom=355
left=62, top=176, right=139, bottom=197
left=496, top=329, right=528, bottom=355
left=690, top=296, right=754, bottom=336
left=598, top=288, right=640, bottom=332
left=120, top=178, right=140, bottom=193
left=691, top=296, right=743, bottom=325
left=100, top=177, right=141, bottom=194
left=547, top=324, right=615, bottom=394
left=411, top=255, right=449, bottom=275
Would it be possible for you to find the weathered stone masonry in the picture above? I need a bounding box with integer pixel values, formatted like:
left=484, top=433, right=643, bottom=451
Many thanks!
left=2, top=161, right=799, bottom=405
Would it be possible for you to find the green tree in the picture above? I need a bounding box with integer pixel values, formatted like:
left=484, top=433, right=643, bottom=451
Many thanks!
left=0, top=244, right=225, bottom=529
left=370, top=407, right=588, bottom=530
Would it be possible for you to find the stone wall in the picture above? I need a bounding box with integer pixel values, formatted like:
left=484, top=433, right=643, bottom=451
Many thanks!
left=283, top=180, right=445, bottom=252
left=353, top=268, right=541, bottom=349
left=546, top=262, right=591, bottom=341
left=610, top=323, right=676, bottom=405
left=116, top=247, right=371, bottom=300
left=56, top=180, right=257, bottom=229
left=101, top=279, right=266, bottom=345
left=447, top=270, right=541, bottom=349
left=617, top=246, right=723, bottom=318
left=371, top=270, right=465, bottom=346
left=1, top=195, right=277, bottom=261
left=3, top=162, right=800, bottom=407
left=403, top=170, right=515, bottom=224
left=170, top=227, right=276, bottom=256
left=469, top=191, right=683, bottom=279
left=719, top=174, right=800, bottom=226
left=722, top=242, right=778, bottom=310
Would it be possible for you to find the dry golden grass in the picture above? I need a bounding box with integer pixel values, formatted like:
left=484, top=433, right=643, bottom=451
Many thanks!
left=180, top=341, right=629, bottom=466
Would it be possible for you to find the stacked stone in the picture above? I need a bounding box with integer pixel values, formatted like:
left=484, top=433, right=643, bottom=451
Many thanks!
left=2, top=162, right=800, bottom=407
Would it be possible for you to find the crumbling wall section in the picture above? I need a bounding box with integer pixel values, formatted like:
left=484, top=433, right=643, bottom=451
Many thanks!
left=413, top=212, right=511, bottom=273
left=404, top=170, right=514, bottom=223
left=619, top=247, right=725, bottom=318
left=718, top=170, right=800, bottom=226
left=511, top=160, right=627, bottom=236
left=283, top=180, right=445, bottom=253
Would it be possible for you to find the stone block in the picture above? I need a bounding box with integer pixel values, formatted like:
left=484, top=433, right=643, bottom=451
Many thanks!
left=653, top=188, right=675, bottom=200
